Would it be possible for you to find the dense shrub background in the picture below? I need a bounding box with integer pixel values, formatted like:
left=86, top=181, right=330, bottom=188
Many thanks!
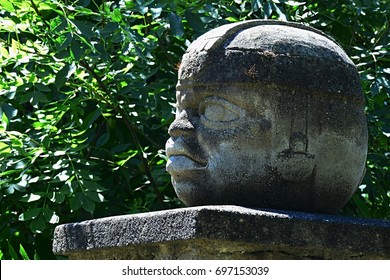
left=0, top=0, right=388, bottom=259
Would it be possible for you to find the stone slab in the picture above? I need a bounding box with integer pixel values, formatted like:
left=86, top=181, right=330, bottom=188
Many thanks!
left=52, top=206, right=390, bottom=259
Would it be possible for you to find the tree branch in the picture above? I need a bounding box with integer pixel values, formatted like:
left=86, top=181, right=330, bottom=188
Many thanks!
left=30, top=0, right=51, bottom=30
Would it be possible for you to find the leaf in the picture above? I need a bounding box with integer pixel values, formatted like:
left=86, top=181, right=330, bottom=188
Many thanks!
left=52, top=158, right=69, bottom=170
left=96, top=132, right=110, bottom=147
left=42, top=208, right=60, bottom=224
left=0, top=113, right=9, bottom=133
left=60, top=184, right=72, bottom=195
left=370, top=82, right=379, bottom=97
left=263, top=1, right=272, bottom=18
left=54, top=151, right=67, bottom=157
left=85, top=190, right=105, bottom=203
left=116, top=149, right=138, bottom=166
left=0, top=45, right=9, bottom=58
left=1, top=103, right=18, bottom=120
left=49, top=191, right=66, bottom=203
left=110, top=143, right=132, bottom=153
left=150, top=7, right=162, bottom=19
left=57, top=32, right=73, bottom=51
left=55, top=63, right=70, bottom=89
left=109, top=8, right=122, bottom=22
left=30, top=215, right=46, bottom=233
left=0, top=141, right=11, bottom=156
left=35, top=83, right=51, bottom=92
left=7, top=242, right=18, bottom=260
left=271, top=3, right=287, bottom=21
left=83, top=180, right=107, bottom=192
left=185, top=11, right=204, bottom=33
left=51, top=16, right=67, bottom=32
left=168, top=12, right=184, bottom=38
left=81, top=109, right=101, bottom=130
left=72, top=20, right=95, bottom=38
left=19, top=193, right=42, bottom=203
left=11, top=136, right=23, bottom=148
left=19, top=208, right=42, bottom=221
left=82, top=196, right=95, bottom=214
left=284, top=1, right=306, bottom=6
left=31, top=91, right=49, bottom=104
left=19, top=244, right=30, bottom=260
left=252, top=0, right=263, bottom=12
left=139, top=6, right=148, bottom=15
left=352, top=195, right=371, bottom=218
left=0, top=0, right=15, bottom=12
left=70, top=39, right=82, bottom=61
left=99, top=22, right=119, bottom=38
left=53, top=170, right=72, bottom=182
left=70, top=193, right=83, bottom=212
left=4, top=184, right=21, bottom=194
left=78, top=169, right=100, bottom=181
left=79, top=0, right=91, bottom=7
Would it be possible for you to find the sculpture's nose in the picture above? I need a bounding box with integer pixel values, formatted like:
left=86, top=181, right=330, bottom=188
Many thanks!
left=168, top=110, right=196, bottom=138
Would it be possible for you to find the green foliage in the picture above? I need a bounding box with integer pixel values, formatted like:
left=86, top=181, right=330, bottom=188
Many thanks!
left=0, top=0, right=388, bottom=259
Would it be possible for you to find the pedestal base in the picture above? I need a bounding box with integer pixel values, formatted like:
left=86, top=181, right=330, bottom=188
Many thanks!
left=52, top=206, right=390, bottom=259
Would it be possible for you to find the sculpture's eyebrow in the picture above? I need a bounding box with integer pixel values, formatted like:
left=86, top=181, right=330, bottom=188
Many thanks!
left=176, top=89, right=207, bottom=110
left=176, top=86, right=253, bottom=113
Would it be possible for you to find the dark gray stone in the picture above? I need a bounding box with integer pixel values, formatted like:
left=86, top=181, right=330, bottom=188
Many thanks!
left=53, top=206, right=390, bottom=259
left=165, top=20, right=368, bottom=213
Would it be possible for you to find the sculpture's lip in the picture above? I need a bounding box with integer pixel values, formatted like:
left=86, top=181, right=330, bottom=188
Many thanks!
left=166, top=138, right=207, bottom=165
left=166, top=149, right=207, bottom=166
left=166, top=155, right=207, bottom=175
left=166, top=138, right=208, bottom=174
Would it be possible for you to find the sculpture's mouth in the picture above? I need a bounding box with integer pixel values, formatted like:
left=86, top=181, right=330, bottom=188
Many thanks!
left=165, top=138, right=207, bottom=174
left=166, top=155, right=207, bottom=174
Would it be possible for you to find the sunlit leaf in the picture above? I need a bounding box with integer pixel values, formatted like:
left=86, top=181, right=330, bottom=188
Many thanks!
left=53, top=170, right=72, bottom=182
left=19, top=193, right=42, bottom=203
left=0, top=0, right=14, bottom=12
left=19, top=244, right=30, bottom=260
left=49, top=191, right=66, bottom=203
left=0, top=141, right=11, bottom=155
left=42, top=208, right=60, bottom=224
left=110, top=8, right=122, bottom=22
left=150, top=7, right=162, bottom=19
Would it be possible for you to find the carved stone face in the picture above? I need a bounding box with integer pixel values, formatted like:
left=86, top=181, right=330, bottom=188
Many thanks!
left=166, top=85, right=275, bottom=207
left=165, top=20, right=368, bottom=213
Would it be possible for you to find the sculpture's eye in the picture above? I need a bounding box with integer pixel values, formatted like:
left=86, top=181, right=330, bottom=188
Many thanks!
left=200, top=97, right=245, bottom=128
left=204, top=103, right=238, bottom=122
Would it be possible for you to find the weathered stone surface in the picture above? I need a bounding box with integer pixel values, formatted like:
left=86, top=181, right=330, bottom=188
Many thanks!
left=165, top=20, right=367, bottom=213
left=53, top=206, right=390, bottom=259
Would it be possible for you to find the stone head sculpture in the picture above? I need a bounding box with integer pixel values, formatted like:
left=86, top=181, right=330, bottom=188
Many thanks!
left=165, top=20, right=368, bottom=214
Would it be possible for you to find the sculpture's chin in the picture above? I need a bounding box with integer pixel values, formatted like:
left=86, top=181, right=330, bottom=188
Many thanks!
left=171, top=178, right=214, bottom=206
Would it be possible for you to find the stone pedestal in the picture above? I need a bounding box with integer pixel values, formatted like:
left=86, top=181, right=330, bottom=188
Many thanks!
left=52, top=206, right=390, bottom=259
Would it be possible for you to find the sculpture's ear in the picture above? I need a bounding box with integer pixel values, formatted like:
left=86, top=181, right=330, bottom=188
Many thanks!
left=274, top=151, right=316, bottom=182
left=274, top=91, right=316, bottom=182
